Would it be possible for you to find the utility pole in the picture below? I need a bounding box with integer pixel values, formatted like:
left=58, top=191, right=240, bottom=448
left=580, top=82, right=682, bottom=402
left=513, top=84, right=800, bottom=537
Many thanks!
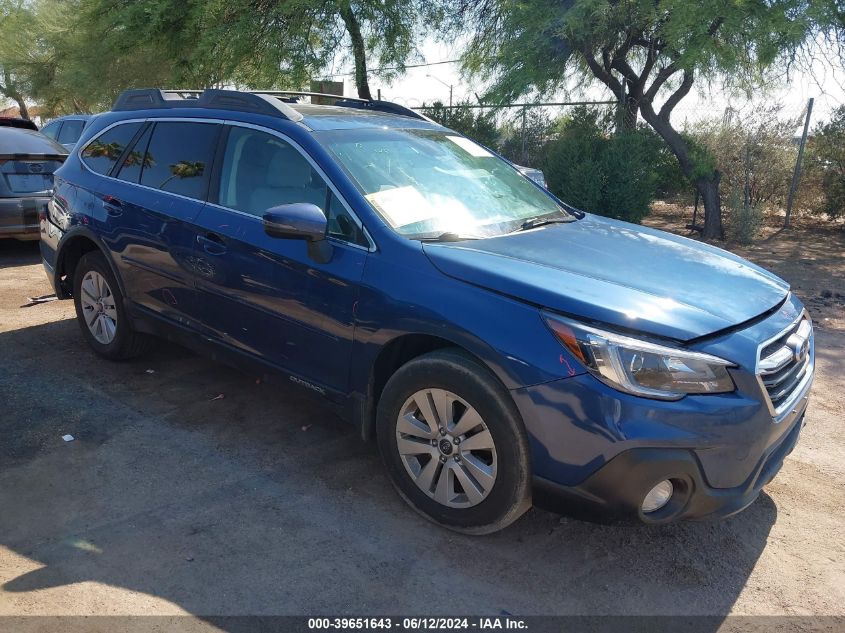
left=521, top=105, right=527, bottom=164
left=426, top=74, right=453, bottom=108
left=785, top=97, right=814, bottom=228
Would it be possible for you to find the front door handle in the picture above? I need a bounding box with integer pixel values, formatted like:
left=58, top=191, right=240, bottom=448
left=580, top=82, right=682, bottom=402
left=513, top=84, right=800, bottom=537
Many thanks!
left=102, top=196, right=123, bottom=217
left=197, top=233, right=227, bottom=255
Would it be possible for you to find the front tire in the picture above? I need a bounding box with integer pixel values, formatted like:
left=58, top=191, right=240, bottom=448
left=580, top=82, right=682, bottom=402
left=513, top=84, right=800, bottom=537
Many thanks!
left=72, top=251, right=153, bottom=360
left=377, top=349, right=532, bottom=534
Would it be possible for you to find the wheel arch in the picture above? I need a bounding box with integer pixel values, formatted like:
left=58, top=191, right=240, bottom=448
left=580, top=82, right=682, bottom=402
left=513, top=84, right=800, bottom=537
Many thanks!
left=361, top=332, right=511, bottom=441
left=55, top=228, right=123, bottom=299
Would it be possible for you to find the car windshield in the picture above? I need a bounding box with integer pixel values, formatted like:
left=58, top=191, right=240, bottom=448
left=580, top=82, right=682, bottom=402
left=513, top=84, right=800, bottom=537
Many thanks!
left=317, top=128, right=570, bottom=239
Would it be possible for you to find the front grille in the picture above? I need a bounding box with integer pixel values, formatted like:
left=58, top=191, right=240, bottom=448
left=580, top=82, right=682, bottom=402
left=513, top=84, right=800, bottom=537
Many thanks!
left=757, top=315, right=813, bottom=418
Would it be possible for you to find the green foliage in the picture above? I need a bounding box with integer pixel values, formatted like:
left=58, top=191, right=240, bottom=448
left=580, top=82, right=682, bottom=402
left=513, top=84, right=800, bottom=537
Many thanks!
left=1, top=0, right=441, bottom=115
left=461, top=1, right=817, bottom=105
left=682, top=132, right=718, bottom=183
left=456, top=0, right=830, bottom=238
left=807, top=105, right=845, bottom=219
left=692, top=104, right=800, bottom=209
left=79, top=0, right=442, bottom=94
left=540, top=107, right=661, bottom=223
left=635, top=125, right=690, bottom=196
left=496, top=108, right=553, bottom=166
left=0, top=0, right=179, bottom=115
left=0, top=0, right=38, bottom=115
left=419, top=101, right=499, bottom=149
left=726, top=188, right=763, bottom=245
left=602, top=129, right=662, bottom=222
left=541, top=108, right=605, bottom=212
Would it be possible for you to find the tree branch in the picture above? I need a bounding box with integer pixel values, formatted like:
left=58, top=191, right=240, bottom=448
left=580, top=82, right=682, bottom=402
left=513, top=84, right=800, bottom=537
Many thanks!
left=708, top=16, right=725, bottom=37
left=643, top=61, right=679, bottom=102
left=658, top=70, right=694, bottom=120
left=581, top=47, right=622, bottom=96
left=610, top=57, right=640, bottom=86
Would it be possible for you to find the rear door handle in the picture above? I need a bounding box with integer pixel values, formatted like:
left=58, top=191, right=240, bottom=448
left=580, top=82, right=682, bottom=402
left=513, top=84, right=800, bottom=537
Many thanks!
left=102, top=196, right=123, bottom=217
left=197, top=233, right=227, bottom=255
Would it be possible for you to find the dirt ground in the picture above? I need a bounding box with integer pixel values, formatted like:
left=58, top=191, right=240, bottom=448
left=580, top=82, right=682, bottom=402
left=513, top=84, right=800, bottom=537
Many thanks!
left=0, top=209, right=844, bottom=628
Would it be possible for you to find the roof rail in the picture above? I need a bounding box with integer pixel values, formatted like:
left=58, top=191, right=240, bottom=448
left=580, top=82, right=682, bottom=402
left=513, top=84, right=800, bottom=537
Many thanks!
left=251, top=90, right=429, bottom=121
left=333, top=99, right=431, bottom=122
left=254, top=90, right=368, bottom=103
left=112, top=88, right=430, bottom=123
left=112, top=88, right=304, bottom=122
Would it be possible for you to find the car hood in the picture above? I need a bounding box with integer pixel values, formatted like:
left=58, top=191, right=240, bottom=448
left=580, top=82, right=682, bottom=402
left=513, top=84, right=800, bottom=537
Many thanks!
left=422, top=214, right=789, bottom=341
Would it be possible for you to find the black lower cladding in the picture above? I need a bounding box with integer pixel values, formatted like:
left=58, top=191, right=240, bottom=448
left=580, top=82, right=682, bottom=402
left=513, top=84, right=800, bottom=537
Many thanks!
left=533, top=413, right=805, bottom=523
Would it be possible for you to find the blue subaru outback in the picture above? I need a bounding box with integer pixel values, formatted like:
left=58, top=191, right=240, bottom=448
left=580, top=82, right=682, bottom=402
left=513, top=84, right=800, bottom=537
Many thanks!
left=40, top=89, right=814, bottom=533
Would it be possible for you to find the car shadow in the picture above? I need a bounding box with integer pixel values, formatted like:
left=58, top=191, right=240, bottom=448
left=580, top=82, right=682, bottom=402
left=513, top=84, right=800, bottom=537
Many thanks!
left=0, top=318, right=777, bottom=627
left=0, top=239, right=40, bottom=269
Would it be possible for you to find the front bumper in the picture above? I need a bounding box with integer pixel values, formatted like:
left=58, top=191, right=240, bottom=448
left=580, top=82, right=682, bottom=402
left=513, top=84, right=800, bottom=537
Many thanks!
left=0, top=197, right=47, bottom=239
left=515, top=293, right=812, bottom=523
left=533, top=410, right=805, bottom=523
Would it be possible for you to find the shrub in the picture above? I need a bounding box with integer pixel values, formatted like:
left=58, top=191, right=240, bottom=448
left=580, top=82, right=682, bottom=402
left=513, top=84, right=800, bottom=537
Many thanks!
left=726, top=188, right=763, bottom=244
left=418, top=100, right=499, bottom=149
left=497, top=107, right=554, bottom=167
left=541, top=107, right=664, bottom=223
left=690, top=104, right=800, bottom=211
left=805, top=105, right=845, bottom=219
left=541, top=108, right=605, bottom=213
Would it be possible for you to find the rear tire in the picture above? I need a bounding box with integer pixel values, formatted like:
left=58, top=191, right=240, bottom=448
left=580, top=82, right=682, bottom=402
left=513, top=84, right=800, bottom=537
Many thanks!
left=377, top=348, right=532, bottom=534
left=72, top=251, right=153, bottom=360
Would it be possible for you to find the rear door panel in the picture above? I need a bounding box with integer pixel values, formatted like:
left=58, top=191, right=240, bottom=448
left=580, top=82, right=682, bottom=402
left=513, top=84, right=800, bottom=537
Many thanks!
left=98, top=120, right=221, bottom=325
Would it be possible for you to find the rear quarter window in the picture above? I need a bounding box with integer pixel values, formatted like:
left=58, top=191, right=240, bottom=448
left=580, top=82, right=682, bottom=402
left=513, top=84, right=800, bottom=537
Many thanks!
left=57, top=119, right=86, bottom=145
left=80, top=122, right=144, bottom=175
left=41, top=121, right=61, bottom=140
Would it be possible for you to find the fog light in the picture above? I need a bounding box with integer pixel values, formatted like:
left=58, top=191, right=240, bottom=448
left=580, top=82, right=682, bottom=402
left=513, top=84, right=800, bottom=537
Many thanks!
left=642, top=480, right=673, bottom=513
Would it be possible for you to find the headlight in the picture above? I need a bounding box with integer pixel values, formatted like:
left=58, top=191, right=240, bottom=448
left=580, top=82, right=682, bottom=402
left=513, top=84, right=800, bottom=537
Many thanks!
left=544, top=314, right=735, bottom=400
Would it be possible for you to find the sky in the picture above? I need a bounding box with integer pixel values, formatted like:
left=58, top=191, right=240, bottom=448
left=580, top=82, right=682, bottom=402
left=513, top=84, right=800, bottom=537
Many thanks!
left=325, top=36, right=845, bottom=132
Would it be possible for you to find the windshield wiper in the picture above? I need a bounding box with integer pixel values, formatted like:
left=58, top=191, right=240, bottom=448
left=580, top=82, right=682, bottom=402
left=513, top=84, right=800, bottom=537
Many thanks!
left=514, top=216, right=577, bottom=232
left=417, top=232, right=478, bottom=242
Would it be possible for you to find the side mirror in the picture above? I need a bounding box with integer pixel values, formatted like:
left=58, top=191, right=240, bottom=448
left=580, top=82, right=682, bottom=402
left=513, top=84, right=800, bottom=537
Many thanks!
left=262, top=202, right=332, bottom=263
left=262, top=203, right=326, bottom=241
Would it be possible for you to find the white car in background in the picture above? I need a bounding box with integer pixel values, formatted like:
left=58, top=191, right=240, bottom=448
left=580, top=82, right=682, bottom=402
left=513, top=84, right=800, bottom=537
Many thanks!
left=514, top=164, right=547, bottom=188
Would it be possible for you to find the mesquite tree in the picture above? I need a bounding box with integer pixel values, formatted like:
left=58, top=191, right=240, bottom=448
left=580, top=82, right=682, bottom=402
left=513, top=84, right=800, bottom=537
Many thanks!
left=0, top=0, right=36, bottom=118
left=70, top=0, right=440, bottom=101
left=456, top=0, right=827, bottom=239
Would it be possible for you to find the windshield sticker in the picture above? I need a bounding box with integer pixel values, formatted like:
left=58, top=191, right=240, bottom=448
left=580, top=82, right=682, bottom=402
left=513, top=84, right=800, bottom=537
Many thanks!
left=365, top=186, right=435, bottom=228
left=446, top=135, right=494, bottom=158
left=365, top=186, right=480, bottom=233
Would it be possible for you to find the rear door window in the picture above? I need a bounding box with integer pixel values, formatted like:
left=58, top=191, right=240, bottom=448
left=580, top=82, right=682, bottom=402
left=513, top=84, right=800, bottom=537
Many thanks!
left=80, top=122, right=144, bottom=175
left=138, top=121, right=220, bottom=199
left=41, top=121, right=61, bottom=140
left=57, top=119, right=86, bottom=146
left=115, top=125, right=152, bottom=184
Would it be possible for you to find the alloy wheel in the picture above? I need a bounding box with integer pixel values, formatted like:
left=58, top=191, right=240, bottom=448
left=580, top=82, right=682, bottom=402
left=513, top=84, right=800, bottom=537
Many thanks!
left=79, top=270, right=118, bottom=345
left=395, top=388, right=498, bottom=508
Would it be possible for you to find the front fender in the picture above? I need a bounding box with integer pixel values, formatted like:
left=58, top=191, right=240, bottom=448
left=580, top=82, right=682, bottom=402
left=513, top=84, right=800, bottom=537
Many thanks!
left=352, top=250, right=586, bottom=396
